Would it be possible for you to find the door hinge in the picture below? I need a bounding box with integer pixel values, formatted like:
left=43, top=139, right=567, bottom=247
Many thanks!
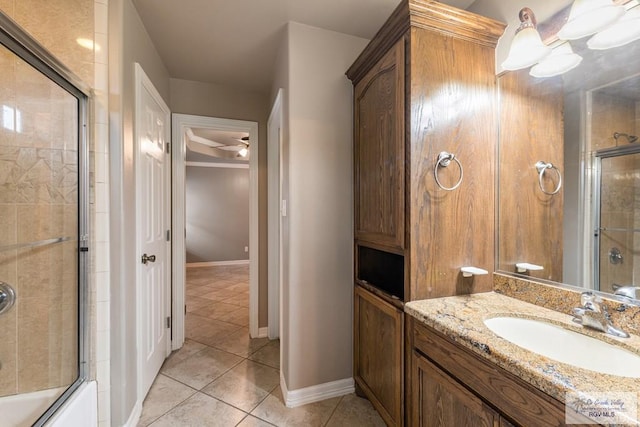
left=166, top=142, right=171, bottom=154
left=166, top=316, right=171, bottom=329
left=166, top=229, right=171, bottom=241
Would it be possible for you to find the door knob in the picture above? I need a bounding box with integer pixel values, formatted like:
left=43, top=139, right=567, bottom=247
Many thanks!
left=141, top=253, right=156, bottom=265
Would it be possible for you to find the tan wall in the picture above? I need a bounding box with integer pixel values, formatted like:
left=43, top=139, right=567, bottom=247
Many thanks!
left=284, top=22, right=368, bottom=391
left=0, top=0, right=94, bottom=402
left=170, top=78, right=270, bottom=326
left=108, top=0, right=171, bottom=424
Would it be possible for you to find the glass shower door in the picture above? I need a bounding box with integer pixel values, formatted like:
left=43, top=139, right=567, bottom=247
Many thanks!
left=595, top=149, right=640, bottom=294
left=0, top=20, right=88, bottom=427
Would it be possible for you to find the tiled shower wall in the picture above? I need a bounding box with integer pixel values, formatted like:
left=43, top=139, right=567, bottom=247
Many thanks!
left=0, top=0, right=111, bottom=425
left=0, top=47, right=80, bottom=396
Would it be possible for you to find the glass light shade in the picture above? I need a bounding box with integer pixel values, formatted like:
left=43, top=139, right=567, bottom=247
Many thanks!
left=530, top=43, right=583, bottom=78
left=502, top=27, right=551, bottom=71
left=587, top=6, right=640, bottom=49
left=558, top=0, right=625, bottom=40
left=238, top=147, right=248, bottom=157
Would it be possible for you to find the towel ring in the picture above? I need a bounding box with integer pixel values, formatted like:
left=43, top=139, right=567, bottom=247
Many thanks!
left=434, top=151, right=463, bottom=191
left=535, top=161, right=562, bottom=195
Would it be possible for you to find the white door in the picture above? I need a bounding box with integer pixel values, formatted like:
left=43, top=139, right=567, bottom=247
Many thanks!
left=135, top=63, right=172, bottom=399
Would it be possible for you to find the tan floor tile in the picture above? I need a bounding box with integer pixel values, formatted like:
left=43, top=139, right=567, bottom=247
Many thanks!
left=222, top=293, right=250, bottom=308
left=248, top=340, right=280, bottom=369
left=161, top=347, right=243, bottom=390
left=201, top=360, right=279, bottom=412
left=325, top=394, right=386, bottom=426
left=224, top=282, right=250, bottom=293
left=216, top=307, right=249, bottom=327
left=191, top=301, right=243, bottom=319
left=185, top=316, right=243, bottom=345
left=161, top=339, right=207, bottom=371
left=251, top=386, right=341, bottom=427
left=212, top=328, right=270, bottom=357
left=237, top=415, right=276, bottom=426
left=137, top=374, right=196, bottom=427
left=150, top=393, right=246, bottom=427
left=201, top=289, right=242, bottom=302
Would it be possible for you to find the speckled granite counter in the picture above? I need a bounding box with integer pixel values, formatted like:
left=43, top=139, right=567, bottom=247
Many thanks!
left=405, top=292, right=640, bottom=421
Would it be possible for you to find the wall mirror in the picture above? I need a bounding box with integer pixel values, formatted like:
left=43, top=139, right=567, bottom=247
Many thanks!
left=497, top=5, right=640, bottom=298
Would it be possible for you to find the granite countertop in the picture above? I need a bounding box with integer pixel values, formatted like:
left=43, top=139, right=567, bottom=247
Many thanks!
left=405, top=292, right=640, bottom=422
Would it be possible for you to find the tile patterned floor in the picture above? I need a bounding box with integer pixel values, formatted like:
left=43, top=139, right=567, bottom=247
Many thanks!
left=138, top=264, right=384, bottom=427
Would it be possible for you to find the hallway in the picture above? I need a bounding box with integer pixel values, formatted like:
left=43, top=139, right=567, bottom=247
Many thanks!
left=138, top=265, right=384, bottom=426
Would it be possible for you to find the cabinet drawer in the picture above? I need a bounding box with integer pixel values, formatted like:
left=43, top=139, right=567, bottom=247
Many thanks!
left=412, top=319, right=567, bottom=427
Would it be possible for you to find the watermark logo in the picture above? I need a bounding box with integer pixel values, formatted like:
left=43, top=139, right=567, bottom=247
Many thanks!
left=566, top=392, right=638, bottom=425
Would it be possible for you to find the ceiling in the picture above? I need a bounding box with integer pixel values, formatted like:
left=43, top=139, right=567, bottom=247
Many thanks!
left=186, top=128, right=251, bottom=162
left=132, top=0, right=477, bottom=94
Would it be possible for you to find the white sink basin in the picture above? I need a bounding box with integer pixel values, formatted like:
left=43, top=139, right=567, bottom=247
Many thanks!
left=484, top=316, right=640, bottom=378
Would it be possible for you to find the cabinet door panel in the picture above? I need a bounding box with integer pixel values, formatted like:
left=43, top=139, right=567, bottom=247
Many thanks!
left=354, top=286, right=404, bottom=426
left=354, top=39, right=405, bottom=251
left=413, top=352, right=498, bottom=427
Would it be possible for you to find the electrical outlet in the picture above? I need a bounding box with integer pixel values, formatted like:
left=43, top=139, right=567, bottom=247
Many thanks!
left=244, top=246, right=249, bottom=252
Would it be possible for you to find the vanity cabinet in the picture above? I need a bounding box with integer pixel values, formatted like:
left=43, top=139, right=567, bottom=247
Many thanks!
left=407, top=316, right=574, bottom=427
left=354, top=286, right=404, bottom=426
left=348, top=1, right=504, bottom=425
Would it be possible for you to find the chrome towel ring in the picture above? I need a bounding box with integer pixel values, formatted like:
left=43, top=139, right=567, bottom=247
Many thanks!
left=535, top=161, right=562, bottom=195
left=434, top=151, right=463, bottom=191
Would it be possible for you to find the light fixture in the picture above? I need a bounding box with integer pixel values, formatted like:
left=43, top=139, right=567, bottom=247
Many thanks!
left=557, top=0, right=625, bottom=40
left=238, top=147, right=248, bottom=157
left=502, top=8, right=551, bottom=71
left=530, top=42, right=583, bottom=78
left=587, top=5, right=640, bottom=49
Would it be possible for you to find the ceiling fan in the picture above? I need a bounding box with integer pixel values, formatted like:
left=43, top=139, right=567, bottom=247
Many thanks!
left=185, top=128, right=249, bottom=158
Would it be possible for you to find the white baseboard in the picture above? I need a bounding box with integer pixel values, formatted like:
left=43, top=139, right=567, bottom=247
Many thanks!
left=186, top=260, right=249, bottom=268
left=280, top=372, right=354, bottom=408
left=255, top=327, right=268, bottom=338
left=123, top=400, right=142, bottom=427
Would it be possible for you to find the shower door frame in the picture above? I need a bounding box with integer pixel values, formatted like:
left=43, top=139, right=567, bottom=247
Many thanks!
left=592, top=144, right=640, bottom=293
left=0, top=12, right=90, bottom=427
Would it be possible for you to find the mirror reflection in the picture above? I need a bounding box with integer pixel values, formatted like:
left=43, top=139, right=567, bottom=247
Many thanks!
left=497, top=13, right=640, bottom=296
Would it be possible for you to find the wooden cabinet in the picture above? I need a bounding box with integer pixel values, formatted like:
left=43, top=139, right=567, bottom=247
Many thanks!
left=348, top=1, right=505, bottom=425
left=412, top=352, right=498, bottom=427
left=354, top=286, right=404, bottom=427
left=407, top=316, right=577, bottom=427
left=354, top=39, right=405, bottom=253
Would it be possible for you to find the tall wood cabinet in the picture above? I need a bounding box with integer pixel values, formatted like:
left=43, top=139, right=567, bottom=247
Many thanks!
left=347, top=1, right=504, bottom=425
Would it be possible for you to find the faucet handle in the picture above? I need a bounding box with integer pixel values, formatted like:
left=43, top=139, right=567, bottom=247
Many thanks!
left=580, top=291, right=602, bottom=312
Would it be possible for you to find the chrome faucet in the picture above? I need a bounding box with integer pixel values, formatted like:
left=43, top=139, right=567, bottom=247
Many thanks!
left=613, top=285, right=640, bottom=301
left=572, top=292, right=629, bottom=338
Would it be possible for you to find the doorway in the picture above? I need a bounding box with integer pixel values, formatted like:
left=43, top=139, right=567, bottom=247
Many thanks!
left=171, top=114, right=260, bottom=349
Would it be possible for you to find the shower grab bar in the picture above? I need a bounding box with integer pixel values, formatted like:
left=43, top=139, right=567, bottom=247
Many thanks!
left=0, top=236, right=72, bottom=253
left=535, top=161, right=562, bottom=195
left=434, top=151, right=463, bottom=191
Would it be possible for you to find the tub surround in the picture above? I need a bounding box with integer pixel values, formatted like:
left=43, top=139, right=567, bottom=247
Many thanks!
left=405, top=290, right=640, bottom=423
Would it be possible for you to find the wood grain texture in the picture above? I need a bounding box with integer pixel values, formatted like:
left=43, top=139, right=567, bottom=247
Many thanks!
left=412, top=351, right=499, bottom=427
left=346, top=0, right=505, bottom=85
left=354, top=39, right=405, bottom=252
left=497, top=70, right=564, bottom=282
left=410, top=318, right=584, bottom=427
left=408, top=27, right=499, bottom=299
left=354, top=285, right=405, bottom=427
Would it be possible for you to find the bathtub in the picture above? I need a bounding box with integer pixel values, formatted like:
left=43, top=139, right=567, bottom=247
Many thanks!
left=0, top=381, right=96, bottom=427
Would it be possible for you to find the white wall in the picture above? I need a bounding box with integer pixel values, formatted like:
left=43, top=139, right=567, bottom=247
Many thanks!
left=273, top=22, right=368, bottom=392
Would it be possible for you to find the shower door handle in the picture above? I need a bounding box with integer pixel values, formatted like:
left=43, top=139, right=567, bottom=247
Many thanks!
left=141, top=253, right=156, bottom=265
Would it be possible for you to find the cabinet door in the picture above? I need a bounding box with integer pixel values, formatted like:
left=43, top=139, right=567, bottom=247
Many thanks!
left=411, top=351, right=498, bottom=427
left=354, top=286, right=404, bottom=426
left=354, top=39, right=405, bottom=252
